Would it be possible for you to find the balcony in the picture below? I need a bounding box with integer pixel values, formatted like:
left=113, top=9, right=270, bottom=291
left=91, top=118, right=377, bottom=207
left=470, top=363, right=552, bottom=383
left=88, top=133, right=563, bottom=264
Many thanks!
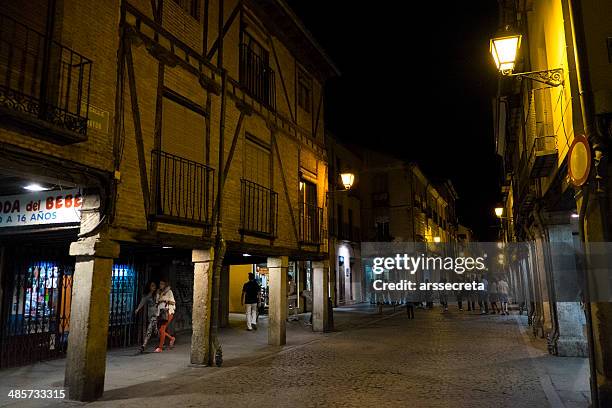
left=149, top=150, right=215, bottom=227
left=299, top=203, right=323, bottom=245
left=529, top=135, right=557, bottom=178
left=515, top=154, right=537, bottom=216
left=239, top=44, right=276, bottom=110
left=0, top=13, right=92, bottom=144
left=239, top=179, right=278, bottom=238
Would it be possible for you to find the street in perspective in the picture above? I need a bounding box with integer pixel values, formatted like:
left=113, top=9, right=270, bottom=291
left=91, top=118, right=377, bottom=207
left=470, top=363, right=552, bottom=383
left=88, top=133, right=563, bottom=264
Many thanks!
left=0, top=0, right=611, bottom=407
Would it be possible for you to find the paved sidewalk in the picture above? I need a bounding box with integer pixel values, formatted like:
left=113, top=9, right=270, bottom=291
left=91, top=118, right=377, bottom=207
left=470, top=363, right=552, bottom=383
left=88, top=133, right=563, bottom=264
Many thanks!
left=0, top=304, right=396, bottom=408
left=514, top=315, right=591, bottom=408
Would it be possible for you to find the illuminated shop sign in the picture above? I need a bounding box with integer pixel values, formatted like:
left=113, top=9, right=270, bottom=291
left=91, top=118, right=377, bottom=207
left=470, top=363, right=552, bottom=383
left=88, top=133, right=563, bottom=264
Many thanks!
left=0, top=189, right=82, bottom=228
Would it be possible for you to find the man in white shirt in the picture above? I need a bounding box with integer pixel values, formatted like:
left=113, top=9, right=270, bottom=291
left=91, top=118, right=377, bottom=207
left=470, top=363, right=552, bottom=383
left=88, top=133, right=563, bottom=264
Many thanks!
left=497, top=278, right=510, bottom=315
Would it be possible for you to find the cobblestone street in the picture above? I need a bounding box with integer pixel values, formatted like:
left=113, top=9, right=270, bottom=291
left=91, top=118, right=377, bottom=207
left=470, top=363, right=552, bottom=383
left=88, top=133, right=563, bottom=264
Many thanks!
left=56, top=305, right=586, bottom=408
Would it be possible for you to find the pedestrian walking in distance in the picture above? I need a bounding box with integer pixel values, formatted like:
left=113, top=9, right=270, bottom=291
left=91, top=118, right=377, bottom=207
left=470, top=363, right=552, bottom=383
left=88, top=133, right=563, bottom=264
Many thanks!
left=489, top=278, right=499, bottom=314
left=405, top=286, right=417, bottom=320
left=439, top=278, right=449, bottom=312
left=479, top=276, right=489, bottom=315
left=154, top=278, right=176, bottom=353
left=497, top=277, right=510, bottom=315
left=241, top=272, right=261, bottom=331
left=135, top=281, right=159, bottom=353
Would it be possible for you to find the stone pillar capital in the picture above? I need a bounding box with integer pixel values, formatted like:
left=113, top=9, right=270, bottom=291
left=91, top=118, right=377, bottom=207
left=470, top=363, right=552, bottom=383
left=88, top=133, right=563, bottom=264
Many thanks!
left=69, top=235, right=120, bottom=259
left=192, top=247, right=214, bottom=263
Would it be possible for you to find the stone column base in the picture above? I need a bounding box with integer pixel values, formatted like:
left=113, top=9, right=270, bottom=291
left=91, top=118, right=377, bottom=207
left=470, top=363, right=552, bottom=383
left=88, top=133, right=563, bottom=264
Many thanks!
left=556, top=336, right=588, bottom=357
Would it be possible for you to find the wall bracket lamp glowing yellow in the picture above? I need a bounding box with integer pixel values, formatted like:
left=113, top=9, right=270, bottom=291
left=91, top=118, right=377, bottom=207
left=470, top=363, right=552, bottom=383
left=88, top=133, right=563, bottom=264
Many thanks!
left=327, top=172, right=356, bottom=195
left=490, top=31, right=564, bottom=87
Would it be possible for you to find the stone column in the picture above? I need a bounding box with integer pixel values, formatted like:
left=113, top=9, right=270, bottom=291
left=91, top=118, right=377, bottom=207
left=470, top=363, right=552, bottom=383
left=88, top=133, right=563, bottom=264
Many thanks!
left=547, top=224, right=587, bottom=356
left=64, top=192, right=119, bottom=402
left=64, top=236, right=119, bottom=401
left=191, top=247, right=214, bottom=365
left=312, top=260, right=330, bottom=332
left=267, top=256, right=288, bottom=346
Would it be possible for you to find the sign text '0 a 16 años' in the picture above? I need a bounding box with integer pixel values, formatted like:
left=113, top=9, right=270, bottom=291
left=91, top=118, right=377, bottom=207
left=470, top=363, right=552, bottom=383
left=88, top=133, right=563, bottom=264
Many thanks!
left=0, top=189, right=83, bottom=228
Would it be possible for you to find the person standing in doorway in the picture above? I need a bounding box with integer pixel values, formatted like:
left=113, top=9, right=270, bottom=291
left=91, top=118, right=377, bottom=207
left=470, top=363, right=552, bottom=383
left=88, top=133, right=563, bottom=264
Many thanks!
left=154, top=278, right=176, bottom=353
left=241, top=272, right=261, bottom=331
left=135, top=281, right=158, bottom=353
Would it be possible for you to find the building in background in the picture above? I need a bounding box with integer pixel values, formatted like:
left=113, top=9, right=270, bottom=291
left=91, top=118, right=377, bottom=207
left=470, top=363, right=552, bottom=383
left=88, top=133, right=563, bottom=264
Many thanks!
left=358, top=150, right=460, bottom=291
left=0, top=0, right=338, bottom=401
left=326, top=136, right=363, bottom=306
left=359, top=151, right=459, bottom=246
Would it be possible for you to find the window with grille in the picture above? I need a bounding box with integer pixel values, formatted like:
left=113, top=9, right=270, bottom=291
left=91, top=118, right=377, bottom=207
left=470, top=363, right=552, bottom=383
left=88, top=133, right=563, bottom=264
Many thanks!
left=241, top=135, right=276, bottom=236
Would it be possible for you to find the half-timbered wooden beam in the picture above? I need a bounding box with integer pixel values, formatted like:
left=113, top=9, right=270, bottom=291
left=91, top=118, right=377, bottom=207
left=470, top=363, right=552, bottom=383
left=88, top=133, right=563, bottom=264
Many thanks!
left=222, top=110, right=246, bottom=184
left=210, top=104, right=250, bottom=221
left=163, top=86, right=207, bottom=116
left=207, top=1, right=242, bottom=60
left=313, top=90, right=323, bottom=139
left=269, top=37, right=295, bottom=122
left=271, top=129, right=300, bottom=244
left=125, top=40, right=151, bottom=224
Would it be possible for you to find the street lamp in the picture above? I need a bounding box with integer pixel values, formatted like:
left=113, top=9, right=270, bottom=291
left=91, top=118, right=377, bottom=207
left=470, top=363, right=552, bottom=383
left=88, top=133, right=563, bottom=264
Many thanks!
left=490, top=29, right=563, bottom=87
left=433, top=236, right=441, bottom=243
left=490, top=34, right=521, bottom=73
left=494, top=207, right=504, bottom=218
left=340, top=172, right=355, bottom=190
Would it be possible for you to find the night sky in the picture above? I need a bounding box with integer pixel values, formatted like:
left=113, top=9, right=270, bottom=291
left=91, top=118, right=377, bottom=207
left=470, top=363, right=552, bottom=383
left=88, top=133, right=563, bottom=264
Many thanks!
left=287, top=1, right=502, bottom=240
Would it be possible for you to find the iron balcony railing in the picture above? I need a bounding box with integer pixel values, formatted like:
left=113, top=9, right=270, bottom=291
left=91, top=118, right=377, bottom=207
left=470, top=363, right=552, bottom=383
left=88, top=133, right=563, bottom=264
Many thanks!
left=0, top=13, right=92, bottom=139
left=240, top=179, right=278, bottom=238
left=150, top=150, right=215, bottom=227
left=299, top=203, right=323, bottom=245
left=239, top=43, right=276, bottom=110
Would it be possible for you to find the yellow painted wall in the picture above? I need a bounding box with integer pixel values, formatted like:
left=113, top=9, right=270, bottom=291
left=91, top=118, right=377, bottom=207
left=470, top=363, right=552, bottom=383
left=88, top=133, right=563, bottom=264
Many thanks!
left=229, top=264, right=252, bottom=313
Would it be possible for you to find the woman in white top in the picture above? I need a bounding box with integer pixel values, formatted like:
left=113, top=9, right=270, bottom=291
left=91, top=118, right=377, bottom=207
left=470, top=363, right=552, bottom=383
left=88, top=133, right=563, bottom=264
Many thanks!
left=155, top=278, right=176, bottom=353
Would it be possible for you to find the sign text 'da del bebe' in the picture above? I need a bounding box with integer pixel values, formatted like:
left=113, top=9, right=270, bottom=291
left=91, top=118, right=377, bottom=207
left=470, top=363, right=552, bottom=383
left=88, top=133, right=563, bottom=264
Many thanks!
left=0, top=189, right=82, bottom=228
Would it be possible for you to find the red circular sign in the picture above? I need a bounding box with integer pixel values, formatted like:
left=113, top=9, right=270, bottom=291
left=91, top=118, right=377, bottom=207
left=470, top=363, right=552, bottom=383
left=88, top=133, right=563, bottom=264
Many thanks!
left=568, top=135, right=591, bottom=186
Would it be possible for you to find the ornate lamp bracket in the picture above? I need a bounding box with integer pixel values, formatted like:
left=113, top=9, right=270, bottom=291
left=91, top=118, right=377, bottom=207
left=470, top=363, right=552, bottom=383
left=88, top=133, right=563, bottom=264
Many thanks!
left=507, top=68, right=564, bottom=87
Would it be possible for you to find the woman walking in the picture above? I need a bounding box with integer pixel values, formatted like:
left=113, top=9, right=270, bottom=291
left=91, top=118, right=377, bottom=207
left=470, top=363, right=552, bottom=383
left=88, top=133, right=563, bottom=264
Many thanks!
left=155, top=278, right=176, bottom=353
left=135, top=281, right=159, bottom=353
